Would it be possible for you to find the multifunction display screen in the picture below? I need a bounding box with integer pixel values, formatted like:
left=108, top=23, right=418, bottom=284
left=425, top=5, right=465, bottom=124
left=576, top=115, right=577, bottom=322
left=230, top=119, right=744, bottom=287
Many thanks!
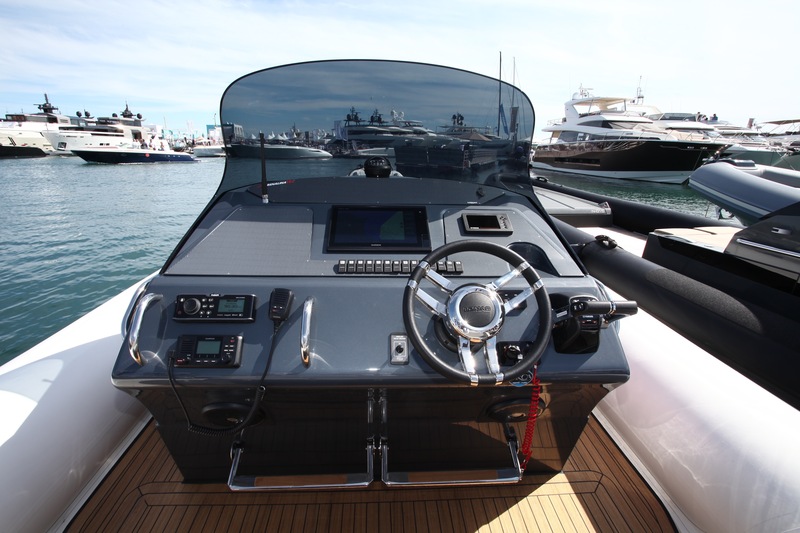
left=327, top=206, right=430, bottom=252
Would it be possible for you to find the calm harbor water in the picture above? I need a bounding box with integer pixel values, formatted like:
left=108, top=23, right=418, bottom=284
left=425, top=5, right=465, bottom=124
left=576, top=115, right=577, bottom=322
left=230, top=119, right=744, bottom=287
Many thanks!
left=531, top=169, right=720, bottom=218
left=0, top=156, right=720, bottom=366
left=0, top=156, right=222, bottom=366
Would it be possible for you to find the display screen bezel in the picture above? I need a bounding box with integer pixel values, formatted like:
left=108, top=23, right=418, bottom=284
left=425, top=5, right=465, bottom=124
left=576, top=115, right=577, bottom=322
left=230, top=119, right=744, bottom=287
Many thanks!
left=327, top=206, right=430, bottom=252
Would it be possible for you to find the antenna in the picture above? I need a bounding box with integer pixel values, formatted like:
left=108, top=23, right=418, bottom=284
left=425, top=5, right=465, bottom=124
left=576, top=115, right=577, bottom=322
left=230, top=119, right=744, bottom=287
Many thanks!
left=635, top=76, right=644, bottom=104
left=260, top=132, right=268, bottom=204
left=497, top=51, right=502, bottom=137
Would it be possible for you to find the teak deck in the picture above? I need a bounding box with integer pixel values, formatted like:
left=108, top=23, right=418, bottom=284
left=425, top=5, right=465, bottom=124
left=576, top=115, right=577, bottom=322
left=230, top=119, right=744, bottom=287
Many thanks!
left=67, top=416, right=675, bottom=532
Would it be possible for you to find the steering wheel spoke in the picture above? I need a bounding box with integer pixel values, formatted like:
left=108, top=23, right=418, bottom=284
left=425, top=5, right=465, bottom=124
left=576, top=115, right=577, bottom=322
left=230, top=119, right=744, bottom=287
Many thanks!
left=414, top=286, right=448, bottom=317
left=423, top=265, right=457, bottom=292
left=484, top=337, right=501, bottom=375
left=488, top=261, right=530, bottom=290
left=457, top=337, right=478, bottom=375
left=503, top=286, right=535, bottom=314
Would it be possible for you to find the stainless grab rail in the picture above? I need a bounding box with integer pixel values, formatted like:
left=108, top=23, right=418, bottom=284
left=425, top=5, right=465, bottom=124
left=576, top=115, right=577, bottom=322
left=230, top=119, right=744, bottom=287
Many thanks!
left=381, top=431, right=522, bottom=487
left=127, top=293, right=162, bottom=366
left=300, top=297, right=313, bottom=366
left=736, top=237, right=800, bottom=259
left=227, top=441, right=375, bottom=491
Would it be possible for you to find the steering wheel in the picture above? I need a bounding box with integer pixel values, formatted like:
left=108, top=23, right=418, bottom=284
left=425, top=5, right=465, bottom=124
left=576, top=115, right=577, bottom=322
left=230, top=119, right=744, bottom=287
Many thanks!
left=403, top=240, right=552, bottom=385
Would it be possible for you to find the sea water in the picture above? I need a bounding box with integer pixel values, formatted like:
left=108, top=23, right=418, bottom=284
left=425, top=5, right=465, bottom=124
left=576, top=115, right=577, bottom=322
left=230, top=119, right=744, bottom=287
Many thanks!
left=0, top=156, right=222, bottom=365
left=0, top=156, right=720, bottom=365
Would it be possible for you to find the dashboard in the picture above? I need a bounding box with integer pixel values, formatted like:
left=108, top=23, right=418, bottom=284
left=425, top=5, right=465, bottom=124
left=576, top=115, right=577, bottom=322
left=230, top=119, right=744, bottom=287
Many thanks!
left=115, top=177, right=627, bottom=387
left=111, top=176, right=631, bottom=484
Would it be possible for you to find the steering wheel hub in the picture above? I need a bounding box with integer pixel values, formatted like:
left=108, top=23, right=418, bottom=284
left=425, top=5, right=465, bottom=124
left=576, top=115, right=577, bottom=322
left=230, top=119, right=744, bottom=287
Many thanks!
left=448, top=286, right=504, bottom=341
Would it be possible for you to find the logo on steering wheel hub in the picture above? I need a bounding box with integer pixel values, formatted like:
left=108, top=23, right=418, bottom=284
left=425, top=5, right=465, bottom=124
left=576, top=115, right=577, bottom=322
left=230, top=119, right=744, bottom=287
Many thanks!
left=448, top=286, right=504, bottom=340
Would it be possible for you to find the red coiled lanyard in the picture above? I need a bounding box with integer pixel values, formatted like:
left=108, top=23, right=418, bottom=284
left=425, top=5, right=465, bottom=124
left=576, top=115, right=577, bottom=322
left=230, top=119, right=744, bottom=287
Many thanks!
left=520, top=365, right=540, bottom=471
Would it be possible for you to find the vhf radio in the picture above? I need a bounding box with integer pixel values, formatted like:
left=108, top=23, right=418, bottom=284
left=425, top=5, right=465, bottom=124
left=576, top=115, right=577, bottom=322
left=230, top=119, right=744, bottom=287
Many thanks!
left=171, top=294, right=254, bottom=368
left=173, top=335, right=243, bottom=367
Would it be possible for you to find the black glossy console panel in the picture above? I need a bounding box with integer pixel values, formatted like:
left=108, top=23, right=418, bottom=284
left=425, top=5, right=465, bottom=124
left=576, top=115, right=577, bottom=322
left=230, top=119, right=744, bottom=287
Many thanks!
left=113, top=178, right=629, bottom=485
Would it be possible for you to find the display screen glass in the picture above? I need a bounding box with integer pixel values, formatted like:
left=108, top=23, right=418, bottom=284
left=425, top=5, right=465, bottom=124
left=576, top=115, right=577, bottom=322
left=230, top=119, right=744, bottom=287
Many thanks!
left=466, top=214, right=501, bottom=229
left=217, top=298, right=245, bottom=313
left=196, top=339, right=222, bottom=355
left=327, top=206, right=430, bottom=252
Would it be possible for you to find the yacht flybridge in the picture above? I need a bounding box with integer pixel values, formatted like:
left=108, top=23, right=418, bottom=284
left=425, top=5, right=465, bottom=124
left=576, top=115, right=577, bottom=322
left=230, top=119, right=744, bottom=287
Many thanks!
left=112, top=60, right=637, bottom=488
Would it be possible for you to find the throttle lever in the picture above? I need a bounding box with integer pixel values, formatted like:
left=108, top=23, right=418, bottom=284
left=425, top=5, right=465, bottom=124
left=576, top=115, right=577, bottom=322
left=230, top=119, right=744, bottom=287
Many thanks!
left=570, top=299, right=638, bottom=319
left=552, top=296, right=638, bottom=328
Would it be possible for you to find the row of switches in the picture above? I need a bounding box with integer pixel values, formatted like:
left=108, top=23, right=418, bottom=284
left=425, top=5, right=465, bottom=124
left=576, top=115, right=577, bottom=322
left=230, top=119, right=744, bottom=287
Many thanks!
left=337, top=259, right=464, bottom=274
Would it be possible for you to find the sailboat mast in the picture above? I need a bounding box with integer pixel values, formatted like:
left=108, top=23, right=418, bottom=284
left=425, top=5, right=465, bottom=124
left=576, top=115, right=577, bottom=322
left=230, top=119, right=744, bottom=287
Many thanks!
left=497, top=51, right=502, bottom=137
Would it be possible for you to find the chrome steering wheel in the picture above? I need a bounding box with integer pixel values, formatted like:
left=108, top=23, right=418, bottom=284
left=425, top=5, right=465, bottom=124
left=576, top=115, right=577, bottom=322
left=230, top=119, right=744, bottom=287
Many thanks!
left=402, top=240, right=552, bottom=385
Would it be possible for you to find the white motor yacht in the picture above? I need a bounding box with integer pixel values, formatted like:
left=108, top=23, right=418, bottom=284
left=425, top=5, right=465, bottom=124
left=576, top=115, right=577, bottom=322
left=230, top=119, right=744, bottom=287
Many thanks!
left=0, top=130, right=52, bottom=157
left=42, top=104, right=151, bottom=154
left=761, top=118, right=800, bottom=147
left=0, top=94, right=72, bottom=154
left=646, top=113, right=789, bottom=166
left=531, top=88, right=729, bottom=183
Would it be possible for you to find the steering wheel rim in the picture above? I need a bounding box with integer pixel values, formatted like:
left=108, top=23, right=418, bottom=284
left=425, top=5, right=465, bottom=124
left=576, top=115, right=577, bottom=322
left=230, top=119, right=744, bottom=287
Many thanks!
left=403, top=240, right=552, bottom=385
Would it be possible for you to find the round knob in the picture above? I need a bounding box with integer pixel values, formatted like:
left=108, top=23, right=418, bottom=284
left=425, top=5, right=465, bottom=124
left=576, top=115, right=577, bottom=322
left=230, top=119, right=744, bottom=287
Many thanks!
left=182, top=298, right=201, bottom=315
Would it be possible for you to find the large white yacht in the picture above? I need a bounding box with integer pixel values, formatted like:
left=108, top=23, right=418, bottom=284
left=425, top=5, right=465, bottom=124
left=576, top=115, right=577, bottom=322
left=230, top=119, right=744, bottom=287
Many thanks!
left=42, top=104, right=152, bottom=154
left=646, top=112, right=789, bottom=166
left=0, top=94, right=71, bottom=155
left=336, top=107, right=439, bottom=146
left=531, top=88, right=729, bottom=183
left=761, top=118, right=800, bottom=146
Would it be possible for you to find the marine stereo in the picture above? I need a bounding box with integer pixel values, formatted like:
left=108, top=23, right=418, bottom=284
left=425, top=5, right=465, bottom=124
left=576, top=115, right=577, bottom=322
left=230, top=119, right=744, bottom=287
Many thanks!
left=173, top=294, right=256, bottom=322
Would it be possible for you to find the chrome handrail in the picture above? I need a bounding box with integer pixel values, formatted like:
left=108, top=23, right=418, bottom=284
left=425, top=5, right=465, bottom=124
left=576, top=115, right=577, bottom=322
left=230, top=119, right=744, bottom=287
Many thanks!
left=381, top=427, right=523, bottom=487
left=736, top=238, right=800, bottom=259
left=300, top=297, right=313, bottom=366
left=227, top=441, right=374, bottom=491
left=127, top=293, right=162, bottom=366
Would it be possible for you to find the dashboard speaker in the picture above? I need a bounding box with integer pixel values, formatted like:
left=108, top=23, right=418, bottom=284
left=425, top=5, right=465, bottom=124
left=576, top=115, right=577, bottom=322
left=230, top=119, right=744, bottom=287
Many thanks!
left=487, top=398, right=546, bottom=423
left=201, top=402, right=264, bottom=428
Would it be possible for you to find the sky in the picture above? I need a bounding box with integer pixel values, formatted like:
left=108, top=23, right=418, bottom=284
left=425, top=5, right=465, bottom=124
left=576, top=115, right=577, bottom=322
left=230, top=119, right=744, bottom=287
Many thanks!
left=2, top=0, right=798, bottom=140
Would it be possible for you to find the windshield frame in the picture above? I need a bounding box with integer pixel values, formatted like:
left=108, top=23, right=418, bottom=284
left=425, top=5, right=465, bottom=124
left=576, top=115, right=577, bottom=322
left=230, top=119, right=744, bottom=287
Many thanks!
left=212, top=59, right=536, bottom=200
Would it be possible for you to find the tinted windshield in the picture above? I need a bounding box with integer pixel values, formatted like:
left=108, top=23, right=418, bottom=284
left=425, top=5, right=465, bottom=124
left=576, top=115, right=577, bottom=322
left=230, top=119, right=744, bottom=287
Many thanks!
left=216, top=60, right=534, bottom=197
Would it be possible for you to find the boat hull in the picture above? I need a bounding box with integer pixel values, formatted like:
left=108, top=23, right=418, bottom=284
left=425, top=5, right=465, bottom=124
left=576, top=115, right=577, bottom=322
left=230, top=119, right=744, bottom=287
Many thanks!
left=72, top=148, right=196, bottom=163
left=227, top=143, right=332, bottom=159
left=688, top=160, right=800, bottom=224
left=531, top=139, right=727, bottom=183
left=0, top=282, right=149, bottom=533
left=191, top=145, right=226, bottom=157
left=0, top=145, right=48, bottom=158
left=721, top=147, right=787, bottom=166
left=394, top=144, right=496, bottom=175
left=774, top=151, right=800, bottom=171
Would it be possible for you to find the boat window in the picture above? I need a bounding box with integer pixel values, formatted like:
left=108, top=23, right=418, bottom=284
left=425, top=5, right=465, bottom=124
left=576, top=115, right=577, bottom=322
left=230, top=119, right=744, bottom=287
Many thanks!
left=607, top=121, right=651, bottom=130
left=558, top=131, right=580, bottom=142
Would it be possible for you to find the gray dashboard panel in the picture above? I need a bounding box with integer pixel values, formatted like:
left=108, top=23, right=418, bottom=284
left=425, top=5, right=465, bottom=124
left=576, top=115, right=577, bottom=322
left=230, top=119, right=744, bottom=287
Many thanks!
left=164, top=187, right=583, bottom=278
left=167, top=205, right=315, bottom=275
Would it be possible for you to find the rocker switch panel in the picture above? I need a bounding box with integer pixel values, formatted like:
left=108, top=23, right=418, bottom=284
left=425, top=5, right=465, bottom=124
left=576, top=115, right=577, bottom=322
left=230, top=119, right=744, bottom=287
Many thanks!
left=390, top=334, right=409, bottom=365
